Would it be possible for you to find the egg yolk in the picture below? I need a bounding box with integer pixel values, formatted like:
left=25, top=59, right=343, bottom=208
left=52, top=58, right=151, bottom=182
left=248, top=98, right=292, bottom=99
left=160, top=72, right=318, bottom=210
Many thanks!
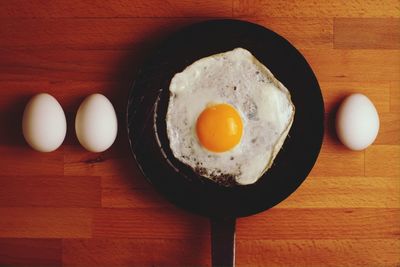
left=196, top=103, right=243, bottom=152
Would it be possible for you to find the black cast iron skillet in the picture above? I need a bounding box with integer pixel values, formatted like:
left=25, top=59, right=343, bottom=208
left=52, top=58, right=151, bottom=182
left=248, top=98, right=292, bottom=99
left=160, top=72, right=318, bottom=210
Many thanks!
left=127, top=19, right=324, bottom=266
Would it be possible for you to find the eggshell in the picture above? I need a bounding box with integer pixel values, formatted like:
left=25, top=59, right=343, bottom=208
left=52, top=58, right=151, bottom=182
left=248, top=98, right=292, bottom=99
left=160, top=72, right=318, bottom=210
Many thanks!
left=22, top=93, right=67, bottom=152
left=336, top=93, right=379, bottom=151
left=75, top=94, right=118, bottom=152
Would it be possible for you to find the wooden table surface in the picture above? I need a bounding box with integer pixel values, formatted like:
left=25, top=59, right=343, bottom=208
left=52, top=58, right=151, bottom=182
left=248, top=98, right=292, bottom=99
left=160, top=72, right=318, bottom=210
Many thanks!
left=0, top=1, right=399, bottom=266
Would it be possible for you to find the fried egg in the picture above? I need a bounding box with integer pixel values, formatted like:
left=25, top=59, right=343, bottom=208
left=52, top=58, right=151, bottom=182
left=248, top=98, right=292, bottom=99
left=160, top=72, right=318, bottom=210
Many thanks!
left=166, top=48, right=295, bottom=185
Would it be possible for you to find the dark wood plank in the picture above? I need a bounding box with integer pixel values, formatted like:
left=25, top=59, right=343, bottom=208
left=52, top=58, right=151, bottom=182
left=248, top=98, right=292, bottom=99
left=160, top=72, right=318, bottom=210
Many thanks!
left=0, top=81, right=124, bottom=113
left=334, top=18, right=400, bottom=49
left=0, top=238, right=62, bottom=266
left=0, top=146, right=64, bottom=176
left=0, top=17, right=334, bottom=50
left=62, top=238, right=210, bottom=266
left=0, top=49, right=140, bottom=81
left=0, top=18, right=204, bottom=50
left=0, top=176, right=101, bottom=207
left=0, top=208, right=92, bottom=238
left=63, top=144, right=138, bottom=177
left=233, top=0, right=400, bottom=18
left=0, top=0, right=232, bottom=18
left=101, top=175, right=170, bottom=208
left=93, top=208, right=210, bottom=239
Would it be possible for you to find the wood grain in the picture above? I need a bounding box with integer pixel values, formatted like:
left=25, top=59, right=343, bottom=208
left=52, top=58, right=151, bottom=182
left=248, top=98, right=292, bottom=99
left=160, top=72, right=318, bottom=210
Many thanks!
left=376, top=113, right=400, bottom=145
left=235, top=239, right=400, bottom=267
left=0, top=17, right=333, bottom=50
left=0, top=208, right=92, bottom=238
left=0, top=176, right=101, bottom=207
left=0, top=239, right=61, bottom=266
left=320, top=81, right=391, bottom=114
left=334, top=18, right=400, bottom=49
left=0, top=18, right=202, bottom=50
left=0, top=0, right=399, bottom=266
left=63, top=238, right=211, bottom=266
left=1, top=49, right=398, bottom=83
left=0, top=146, right=64, bottom=176
left=236, top=208, right=400, bottom=240
left=279, top=176, right=400, bottom=208
left=309, top=142, right=365, bottom=177
left=233, top=0, right=400, bottom=18
left=91, top=207, right=399, bottom=240
left=93, top=208, right=210, bottom=239
left=232, top=17, right=333, bottom=49
left=0, top=0, right=232, bottom=18
left=302, top=49, right=400, bottom=82
left=0, top=81, right=125, bottom=113
left=0, top=49, right=139, bottom=81
left=62, top=238, right=400, bottom=267
left=365, top=145, right=400, bottom=177
left=391, top=80, right=400, bottom=112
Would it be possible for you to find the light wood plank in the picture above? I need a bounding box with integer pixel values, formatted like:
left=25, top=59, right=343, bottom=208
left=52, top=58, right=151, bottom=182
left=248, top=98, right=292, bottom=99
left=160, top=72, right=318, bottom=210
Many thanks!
left=279, top=176, right=400, bottom=208
left=334, top=18, right=400, bottom=49
left=0, top=208, right=92, bottom=238
left=320, top=81, right=391, bottom=114
left=391, top=80, right=400, bottom=112
left=233, top=0, right=400, bottom=18
left=376, top=113, right=400, bottom=145
left=365, top=145, right=400, bottom=177
left=0, top=0, right=232, bottom=18
left=310, top=141, right=364, bottom=177
left=302, top=49, right=400, bottom=82
left=0, top=238, right=61, bottom=266
left=0, top=176, right=101, bottom=207
left=237, top=208, right=399, bottom=240
left=235, top=239, right=400, bottom=267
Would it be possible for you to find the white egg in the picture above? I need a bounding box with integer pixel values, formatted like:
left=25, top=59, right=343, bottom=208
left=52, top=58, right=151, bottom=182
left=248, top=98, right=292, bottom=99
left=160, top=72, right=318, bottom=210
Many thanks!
left=22, top=93, right=66, bottom=152
left=336, top=93, right=379, bottom=151
left=75, top=94, right=118, bottom=152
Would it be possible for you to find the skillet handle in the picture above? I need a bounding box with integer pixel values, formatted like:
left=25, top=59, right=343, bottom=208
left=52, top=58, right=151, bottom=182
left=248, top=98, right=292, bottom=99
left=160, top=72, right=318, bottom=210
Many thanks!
left=211, top=217, right=236, bottom=267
